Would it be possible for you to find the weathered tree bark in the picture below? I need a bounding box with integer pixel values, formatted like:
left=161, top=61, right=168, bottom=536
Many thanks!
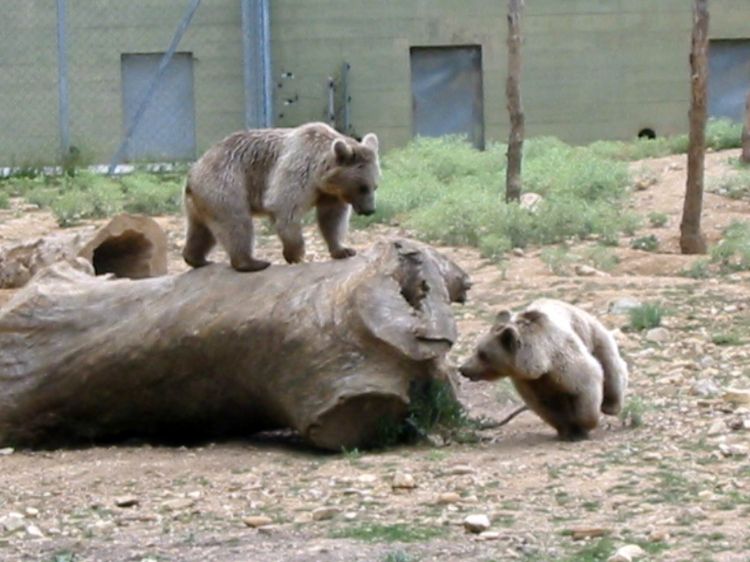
left=741, top=91, right=750, bottom=164
left=680, top=0, right=709, bottom=254
left=0, top=239, right=470, bottom=451
left=0, top=213, right=167, bottom=288
left=505, top=0, right=525, bottom=203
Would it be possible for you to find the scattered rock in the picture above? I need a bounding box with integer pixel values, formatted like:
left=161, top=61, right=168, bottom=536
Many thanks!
left=160, top=498, right=194, bottom=511
left=718, top=443, right=748, bottom=457
left=707, top=419, right=727, bottom=436
left=723, top=388, right=750, bottom=406
left=634, top=176, right=658, bottom=191
left=463, top=514, right=491, bottom=533
left=392, top=473, right=417, bottom=490
left=243, top=515, right=274, bottom=528
left=186, top=491, right=202, bottom=499
left=609, top=298, right=641, bottom=315
left=0, top=447, right=14, bottom=456
left=698, top=356, right=716, bottom=369
left=520, top=192, right=543, bottom=213
left=728, top=416, right=750, bottom=431
left=437, top=492, right=462, bottom=505
left=648, top=529, right=669, bottom=542
left=479, top=530, right=501, bottom=540
left=24, top=507, right=39, bottom=518
left=691, top=378, right=720, bottom=397
left=610, top=544, right=646, bottom=562
left=114, top=495, right=140, bottom=508
left=25, top=524, right=44, bottom=539
left=0, top=513, right=25, bottom=533
left=570, top=527, right=611, bottom=540
left=645, top=327, right=669, bottom=343
left=446, top=465, right=474, bottom=476
left=512, top=248, right=525, bottom=257
left=357, top=474, right=377, bottom=484
left=642, top=452, right=662, bottom=461
left=311, top=507, right=339, bottom=521
left=574, top=264, right=608, bottom=277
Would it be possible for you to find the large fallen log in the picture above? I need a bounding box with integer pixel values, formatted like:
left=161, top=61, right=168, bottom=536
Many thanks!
left=0, top=213, right=167, bottom=288
left=0, top=239, right=470, bottom=450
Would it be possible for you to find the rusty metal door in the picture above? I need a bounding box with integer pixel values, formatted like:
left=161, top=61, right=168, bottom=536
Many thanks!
left=410, top=46, right=485, bottom=149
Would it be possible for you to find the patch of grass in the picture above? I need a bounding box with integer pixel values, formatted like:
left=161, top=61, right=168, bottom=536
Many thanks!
left=0, top=190, right=9, bottom=209
left=121, top=173, right=183, bottom=215
left=711, top=221, right=750, bottom=272
left=630, top=234, right=659, bottom=252
left=619, top=397, right=646, bottom=428
left=540, top=245, right=575, bottom=275
left=360, top=136, right=636, bottom=254
left=712, top=332, right=743, bottom=346
left=560, top=537, right=616, bottom=562
left=50, top=553, right=78, bottom=562
left=382, top=550, right=417, bottom=562
left=582, top=245, right=620, bottom=272
left=628, top=303, right=663, bottom=331
left=648, top=211, right=669, bottom=228
left=710, top=171, right=750, bottom=200
left=681, top=259, right=712, bottom=279
left=331, top=522, right=442, bottom=543
left=647, top=469, right=700, bottom=504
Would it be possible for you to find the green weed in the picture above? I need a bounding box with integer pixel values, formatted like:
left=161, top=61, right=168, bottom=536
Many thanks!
left=382, top=550, right=417, bottom=562
left=648, top=211, right=669, bottom=227
left=711, top=221, right=750, bottom=272
left=630, top=234, right=659, bottom=252
left=0, top=191, right=9, bottom=209
left=710, top=172, right=750, bottom=200
left=628, top=303, right=663, bottom=331
left=540, top=246, right=575, bottom=275
left=712, top=332, right=743, bottom=346
left=331, top=522, right=442, bottom=543
left=681, top=259, right=711, bottom=279
left=619, top=397, right=646, bottom=428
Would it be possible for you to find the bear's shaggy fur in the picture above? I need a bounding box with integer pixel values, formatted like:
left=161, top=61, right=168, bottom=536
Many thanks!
left=182, top=122, right=380, bottom=271
left=459, top=299, right=628, bottom=440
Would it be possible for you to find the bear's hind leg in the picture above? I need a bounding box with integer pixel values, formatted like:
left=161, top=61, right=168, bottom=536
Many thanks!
left=211, top=212, right=270, bottom=272
left=183, top=214, right=216, bottom=268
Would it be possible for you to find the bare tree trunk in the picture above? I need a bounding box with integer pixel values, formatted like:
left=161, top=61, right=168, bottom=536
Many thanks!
left=0, top=239, right=470, bottom=451
left=680, top=0, right=709, bottom=254
left=742, top=91, right=750, bottom=164
left=505, top=0, right=525, bottom=203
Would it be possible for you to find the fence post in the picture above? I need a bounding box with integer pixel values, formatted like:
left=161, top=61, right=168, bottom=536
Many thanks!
left=55, top=0, right=71, bottom=163
left=241, top=0, right=273, bottom=129
left=260, top=0, right=273, bottom=127
left=107, top=0, right=202, bottom=174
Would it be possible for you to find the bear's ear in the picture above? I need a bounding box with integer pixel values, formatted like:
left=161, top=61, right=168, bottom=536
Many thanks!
left=494, top=309, right=512, bottom=326
left=497, top=326, right=520, bottom=354
left=332, top=139, right=354, bottom=164
left=519, top=309, right=546, bottom=324
left=362, top=133, right=379, bottom=153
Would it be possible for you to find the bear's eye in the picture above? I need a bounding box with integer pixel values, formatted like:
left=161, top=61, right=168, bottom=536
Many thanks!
left=359, top=185, right=369, bottom=195
left=478, top=351, right=489, bottom=363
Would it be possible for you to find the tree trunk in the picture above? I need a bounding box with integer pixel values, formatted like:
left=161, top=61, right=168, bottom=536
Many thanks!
left=0, top=213, right=167, bottom=289
left=741, top=91, right=750, bottom=164
left=680, top=0, right=709, bottom=255
left=505, top=0, right=525, bottom=203
left=0, top=239, right=470, bottom=451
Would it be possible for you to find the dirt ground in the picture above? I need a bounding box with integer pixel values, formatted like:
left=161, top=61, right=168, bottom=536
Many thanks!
left=1, top=150, right=749, bottom=562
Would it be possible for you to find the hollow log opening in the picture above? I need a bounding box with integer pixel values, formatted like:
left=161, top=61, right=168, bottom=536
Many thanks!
left=91, top=230, right=155, bottom=279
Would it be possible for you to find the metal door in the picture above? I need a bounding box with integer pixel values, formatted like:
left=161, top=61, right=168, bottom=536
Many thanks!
left=709, top=40, right=750, bottom=122
left=121, top=52, right=196, bottom=161
left=410, top=46, right=485, bottom=149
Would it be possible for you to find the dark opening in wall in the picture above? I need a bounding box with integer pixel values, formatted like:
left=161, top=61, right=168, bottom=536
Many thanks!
left=92, top=230, right=154, bottom=278
left=638, top=128, right=657, bottom=140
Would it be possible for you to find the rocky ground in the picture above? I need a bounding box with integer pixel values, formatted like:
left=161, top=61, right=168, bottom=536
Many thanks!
left=0, top=150, right=749, bottom=562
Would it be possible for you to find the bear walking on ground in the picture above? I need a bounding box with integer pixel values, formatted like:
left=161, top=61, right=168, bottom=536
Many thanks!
left=182, top=122, right=380, bottom=272
left=459, top=298, right=628, bottom=440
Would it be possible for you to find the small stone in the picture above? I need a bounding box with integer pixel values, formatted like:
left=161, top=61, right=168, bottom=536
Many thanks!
left=114, top=495, right=140, bottom=508
left=463, top=514, right=491, bottom=533
left=392, top=473, right=417, bottom=489
left=1, top=512, right=25, bottom=533
left=723, top=388, right=750, bottom=406
left=0, top=447, right=14, bottom=456
left=613, top=544, right=646, bottom=561
left=186, top=491, right=202, bottom=499
left=645, top=327, right=669, bottom=343
left=25, top=524, right=44, bottom=538
left=648, top=529, right=669, bottom=542
left=160, top=498, right=194, bottom=511
left=634, top=176, right=658, bottom=191
left=707, top=419, right=727, bottom=436
left=609, top=298, right=641, bottom=315
left=512, top=248, right=525, bottom=257
left=642, top=452, right=662, bottom=461
left=691, top=378, right=720, bottom=397
left=243, top=515, right=273, bottom=528
left=479, top=530, right=501, bottom=540
left=343, top=512, right=357, bottom=520
left=447, top=465, right=474, bottom=476
left=575, top=264, right=608, bottom=277
left=570, top=527, right=611, bottom=540
left=718, top=443, right=748, bottom=457
left=437, top=492, right=462, bottom=504
left=698, top=356, right=716, bottom=368
left=24, top=507, right=39, bottom=517
left=357, top=474, right=377, bottom=484
left=519, top=192, right=543, bottom=213
left=311, top=507, right=339, bottom=521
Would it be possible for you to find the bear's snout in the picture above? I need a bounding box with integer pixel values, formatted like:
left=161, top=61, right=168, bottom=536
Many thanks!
left=355, top=206, right=375, bottom=216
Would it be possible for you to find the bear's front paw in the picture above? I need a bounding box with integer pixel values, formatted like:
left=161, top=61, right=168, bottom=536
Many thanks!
left=330, top=247, right=356, bottom=259
left=283, top=247, right=305, bottom=264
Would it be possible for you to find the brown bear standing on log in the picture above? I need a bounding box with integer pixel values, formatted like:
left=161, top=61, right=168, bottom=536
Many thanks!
left=183, top=122, right=380, bottom=272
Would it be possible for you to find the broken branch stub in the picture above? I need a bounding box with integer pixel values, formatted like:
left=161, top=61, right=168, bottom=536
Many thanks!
left=0, top=238, right=470, bottom=450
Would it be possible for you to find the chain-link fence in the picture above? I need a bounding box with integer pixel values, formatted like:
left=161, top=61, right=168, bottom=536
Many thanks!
left=0, top=0, right=276, bottom=171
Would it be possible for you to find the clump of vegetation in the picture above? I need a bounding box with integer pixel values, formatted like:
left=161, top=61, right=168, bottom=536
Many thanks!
left=630, top=234, right=659, bottom=252
left=362, top=136, right=636, bottom=256
left=681, top=258, right=712, bottom=279
left=709, top=172, right=750, bottom=200
left=540, top=245, right=575, bottom=275
left=712, top=332, right=743, bottom=346
left=331, top=523, right=442, bottom=543
left=648, top=211, right=669, bottom=227
left=619, top=396, right=646, bottom=428
left=710, top=221, right=750, bottom=272
left=582, top=245, right=620, bottom=272
left=628, top=303, right=663, bottom=331
left=0, top=190, right=9, bottom=209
